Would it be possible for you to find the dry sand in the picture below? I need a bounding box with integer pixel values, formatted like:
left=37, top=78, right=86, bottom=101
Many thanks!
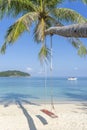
left=0, top=102, right=87, bottom=130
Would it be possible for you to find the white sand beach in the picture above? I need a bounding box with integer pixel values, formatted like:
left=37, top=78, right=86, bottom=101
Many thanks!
left=0, top=102, right=87, bottom=130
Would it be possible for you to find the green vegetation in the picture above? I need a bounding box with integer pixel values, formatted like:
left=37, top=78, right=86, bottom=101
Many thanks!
left=0, top=70, right=30, bottom=77
left=0, top=0, right=87, bottom=62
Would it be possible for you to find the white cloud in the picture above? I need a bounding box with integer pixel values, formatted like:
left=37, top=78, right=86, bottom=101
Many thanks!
left=26, top=67, right=32, bottom=71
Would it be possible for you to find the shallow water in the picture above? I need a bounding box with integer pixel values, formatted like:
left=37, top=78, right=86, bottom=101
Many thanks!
left=0, top=77, right=87, bottom=104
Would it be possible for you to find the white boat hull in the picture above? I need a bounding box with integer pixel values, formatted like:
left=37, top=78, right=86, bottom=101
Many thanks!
left=68, top=77, right=77, bottom=80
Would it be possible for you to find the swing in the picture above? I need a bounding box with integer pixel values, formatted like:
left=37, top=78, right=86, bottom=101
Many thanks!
left=41, top=34, right=58, bottom=118
left=40, top=109, right=58, bottom=118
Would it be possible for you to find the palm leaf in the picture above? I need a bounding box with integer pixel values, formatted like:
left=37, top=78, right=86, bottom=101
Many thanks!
left=1, top=12, right=38, bottom=53
left=34, top=18, right=46, bottom=42
left=0, top=42, right=7, bottom=54
left=45, top=15, right=62, bottom=28
left=6, top=12, right=38, bottom=43
left=68, top=38, right=87, bottom=56
left=0, top=0, right=37, bottom=18
left=53, top=8, right=87, bottom=23
left=39, top=45, right=51, bottom=63
left=44, top=0, right=64, bottom=9
left=82, top=0, right=87, bottom=4
left=68, top=38, right=81, bottom=49
left=78, top=45, right=87, bottom=56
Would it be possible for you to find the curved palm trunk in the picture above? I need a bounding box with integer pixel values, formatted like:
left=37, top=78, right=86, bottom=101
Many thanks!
left=45, top=23, right=87, bottom=38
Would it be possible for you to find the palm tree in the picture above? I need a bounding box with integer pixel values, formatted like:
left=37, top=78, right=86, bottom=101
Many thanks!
left=0, top=0, right=87, bottom=61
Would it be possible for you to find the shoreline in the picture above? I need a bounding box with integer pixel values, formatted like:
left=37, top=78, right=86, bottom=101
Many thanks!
left=0, top=99, right=87, bottom=106
left=0, top=102, right=87, bottom=130
left=20, top=99, right=87, bottom=104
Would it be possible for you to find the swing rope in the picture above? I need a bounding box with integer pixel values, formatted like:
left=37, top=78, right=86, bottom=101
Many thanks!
left=44, top=34, right=55, bottom=111
left=40, top=35, right=58, bottom=118
left=44, top=62, right=47, bottom=107
left=43, top=37, right=47, bottom=106
left=50, top=34, right=55, bottom=111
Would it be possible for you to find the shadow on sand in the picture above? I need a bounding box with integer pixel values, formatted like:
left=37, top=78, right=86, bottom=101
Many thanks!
left=0, top=93, right=39, bottom=107
left=0, top=93, right=40, bottom=130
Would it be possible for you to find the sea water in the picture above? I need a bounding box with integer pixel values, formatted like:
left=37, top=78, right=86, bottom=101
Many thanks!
left=0, top=77, right=87, bottom=104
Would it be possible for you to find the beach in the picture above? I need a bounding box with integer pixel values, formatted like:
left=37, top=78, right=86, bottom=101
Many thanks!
left=0, top=102, right=87, bottom=130
left=0, top=77, right=87, bottom=130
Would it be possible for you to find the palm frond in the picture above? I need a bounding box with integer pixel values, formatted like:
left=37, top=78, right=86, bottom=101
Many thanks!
left=39, top=45, right=51, bottom=63
left=78, top=45, right=87, bottom=56
left=0, top=0, right=37, bottom=18
left=45, top=15, right=62, bottom=28
left=7, top=12, right=38, bottom=43
left=1, top=12, right=38, bottom=53
left=53, top=8, right=87, bottom=23
left=34, top=19, right=46, bottom=42
left=68, top=38, right=81, bottom=49
left=68, top=38, right=87, bottom=56
left=44, top=0, right=64, bottom=9
left=0, top=42, right=7, bottom=54
left=81, top=0, right=87, bottom=4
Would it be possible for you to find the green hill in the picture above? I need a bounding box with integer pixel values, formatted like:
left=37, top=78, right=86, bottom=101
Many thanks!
left=0, top=70, right=30, bottom=77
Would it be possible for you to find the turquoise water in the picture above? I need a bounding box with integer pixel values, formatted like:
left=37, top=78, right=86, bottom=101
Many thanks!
left=0, top=77, right=87, bottom=104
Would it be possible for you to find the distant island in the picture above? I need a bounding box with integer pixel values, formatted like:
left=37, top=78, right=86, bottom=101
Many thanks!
left=0, top=70, right=30, bottom=77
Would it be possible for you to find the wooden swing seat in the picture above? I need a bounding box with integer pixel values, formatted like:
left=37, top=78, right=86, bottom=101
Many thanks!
left=41, top=109, right=58, bottom=118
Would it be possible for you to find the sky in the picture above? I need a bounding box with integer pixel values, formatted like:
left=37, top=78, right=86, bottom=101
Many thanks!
left=0, top=1, right=87, bottom=77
